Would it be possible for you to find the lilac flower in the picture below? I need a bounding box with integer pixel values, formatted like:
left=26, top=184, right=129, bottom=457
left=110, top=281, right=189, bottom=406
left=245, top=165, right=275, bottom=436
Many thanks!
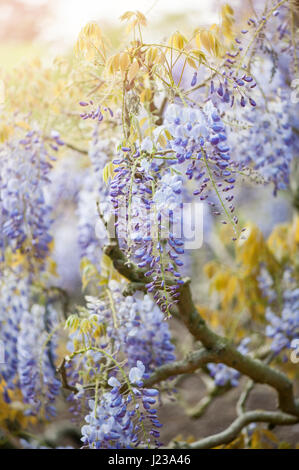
left=17, top=304, right=61, bottom=418
left=153, top=173, right=182, bottom=214
left=109, top=148, right=186, bottom=311
left=0, top=130, right=54, bottom=263
left=81, top=362, right=162, bottom=449
left=66, top=283, right=174, bottom=432
left=227, top=98, right=294, bottom=194
left=162, top=101, right=238, bottom=233
left=129, top=361, right=145, bottom=384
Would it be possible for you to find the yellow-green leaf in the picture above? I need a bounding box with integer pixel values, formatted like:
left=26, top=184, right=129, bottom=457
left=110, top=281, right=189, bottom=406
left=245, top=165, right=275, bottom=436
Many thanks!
left=128, top=60, right=140, bottom=82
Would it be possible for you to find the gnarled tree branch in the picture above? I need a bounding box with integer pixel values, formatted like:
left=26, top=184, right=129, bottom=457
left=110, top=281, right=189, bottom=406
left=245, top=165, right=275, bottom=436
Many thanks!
left=104, top=241, right=299, bottom=418
left=143, top=348, right=216, bottom=387
left=171, top=410, right=298, bottom=449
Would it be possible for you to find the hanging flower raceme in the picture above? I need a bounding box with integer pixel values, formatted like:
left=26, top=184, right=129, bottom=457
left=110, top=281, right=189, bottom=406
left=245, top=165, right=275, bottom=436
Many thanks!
left=163, top=102, right=240, bottom=237
left=80, top=281, right=176, bottom=374
left=207, top=2, right=292, bottom=109
left=0, top=130, right=56, bottom=265
left=227, top=97, right=294, bottom=195
left=81, top=361, right=162, bottom=449
left=103, top=281, right=175, bottom=372
left=0, top=271, right=30, bottom=401
left=257, top=267, right=299, bottom=356
left=17, top=303, right=61, bottom=418
left=64, top=282, right=173, bottom=441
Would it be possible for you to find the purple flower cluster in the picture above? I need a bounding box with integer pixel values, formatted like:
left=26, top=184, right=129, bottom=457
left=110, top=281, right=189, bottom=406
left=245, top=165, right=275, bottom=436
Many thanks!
left=81, top=362, right=162, bottom=449
left=163, top=102, right=239, bottom=232
left=209, top=52, right=256, bottom=109
left=109, top=147, right=186, bottom=313
left=108, top=98, right=241, bottom=310
left=0, top=269, right=61, bottom=416
left=85, top=281, right=175, bottom=373
left=0, top=130, right=56, bottom=262
left=228, top=97, right=294, bottom=194
left=17, top=304, right=61, bottom=418
left=65, top=284, right=174, bottom=438
left=207, top=2, right=292, bottom=110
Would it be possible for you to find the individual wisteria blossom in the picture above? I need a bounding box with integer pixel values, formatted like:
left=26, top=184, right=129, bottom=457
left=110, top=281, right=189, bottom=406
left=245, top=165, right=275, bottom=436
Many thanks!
left=17, top=303, right=61, bottom=418
left=81, top=363, right=162, bottom=449
left=207, top=338, right=250, bottom=387
left=0, top=130, right=57, bottom=264
left=129, top=361, right=145, bottom=384
left=265, top=288, right=299, bottom=355
left=204, top=2, right=295, bottom=111
left=220, top=7, right=298, bottom=194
